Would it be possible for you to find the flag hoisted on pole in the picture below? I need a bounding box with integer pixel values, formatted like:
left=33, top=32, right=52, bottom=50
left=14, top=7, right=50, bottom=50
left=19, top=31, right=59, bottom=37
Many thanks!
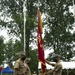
left=37, top=8, right=46, bottom=75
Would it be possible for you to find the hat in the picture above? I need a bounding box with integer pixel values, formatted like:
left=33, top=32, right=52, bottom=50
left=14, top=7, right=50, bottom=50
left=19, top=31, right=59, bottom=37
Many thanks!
left=19, top=52, right=26, bottom=56
left=52, top=54, right=61, bottom=58
left=25, top=58, right=31, bottom=61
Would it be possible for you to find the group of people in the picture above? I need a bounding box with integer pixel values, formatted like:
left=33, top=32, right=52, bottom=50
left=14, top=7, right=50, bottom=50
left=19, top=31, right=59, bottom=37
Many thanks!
left=14, top=52, right=62, bottom=75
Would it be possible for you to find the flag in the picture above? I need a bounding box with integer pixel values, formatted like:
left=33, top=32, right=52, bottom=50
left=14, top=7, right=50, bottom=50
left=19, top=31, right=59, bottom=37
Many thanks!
left=37, top=8, right=46, bottom=75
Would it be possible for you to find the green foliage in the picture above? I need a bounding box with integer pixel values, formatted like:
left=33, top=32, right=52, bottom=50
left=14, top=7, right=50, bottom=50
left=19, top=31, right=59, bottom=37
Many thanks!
left=0, top=36, right=5, bottom=65
left=4, top=39, right=16, bottom=67
left=0, top=0, right=38, bottom=57
left=62, top=69, right=75, bottom=75
left=29, top=49, right=38, bottom=74
left=40, top=0, right=75, bottom=61
left=0, top=0, right=75, bottom=66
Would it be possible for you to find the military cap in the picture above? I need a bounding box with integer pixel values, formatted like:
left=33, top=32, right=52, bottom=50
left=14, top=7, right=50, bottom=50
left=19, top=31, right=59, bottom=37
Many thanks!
left=25, top=58, right=31, bottom=61
left=52, top=54, right=61, bottom=58
left=19, top=52, right=26, bottom=56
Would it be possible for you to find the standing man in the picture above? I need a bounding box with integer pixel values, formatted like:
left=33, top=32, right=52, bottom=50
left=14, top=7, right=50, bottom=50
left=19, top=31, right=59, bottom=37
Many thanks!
left=45, top=54, right=62, bottom=75
left=14, top=52, right=26, bottom=75
left=24, top=58, right=31, bottom=75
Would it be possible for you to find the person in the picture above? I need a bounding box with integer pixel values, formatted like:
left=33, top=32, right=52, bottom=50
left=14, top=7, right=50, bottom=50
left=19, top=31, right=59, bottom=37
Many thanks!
left=14, top=52, right=27, bottom=75
left=45, top=54, right=62, bottom=75
left=24, top=58, right=31, bottom=75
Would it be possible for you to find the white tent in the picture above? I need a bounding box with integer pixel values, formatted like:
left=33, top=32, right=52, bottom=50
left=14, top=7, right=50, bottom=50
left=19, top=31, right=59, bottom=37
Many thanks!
left=38, top=62, right=75, bottom=69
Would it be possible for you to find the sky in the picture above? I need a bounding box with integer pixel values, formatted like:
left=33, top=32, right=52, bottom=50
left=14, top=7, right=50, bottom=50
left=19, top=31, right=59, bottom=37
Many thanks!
left=0, top=29, right=9, bottom=42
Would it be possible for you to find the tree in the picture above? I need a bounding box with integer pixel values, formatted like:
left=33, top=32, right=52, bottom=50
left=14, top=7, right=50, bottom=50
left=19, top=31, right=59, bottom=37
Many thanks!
left=29, top=49, right=38, bottom=74
left=1, top=0, right=75, bottom=62
left=0, top=36, right=5, bottom=65
left=41, top=0, right=75, bottom=61
left=4, top=39, right=16, bottom=67
left=0, top=0, right=38, bottom=57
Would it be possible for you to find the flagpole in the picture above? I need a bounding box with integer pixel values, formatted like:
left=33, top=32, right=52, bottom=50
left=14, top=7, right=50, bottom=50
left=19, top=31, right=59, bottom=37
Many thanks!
left=23, top=0, right=27, bottom=52
left=73, top=0, right=75, bottom=18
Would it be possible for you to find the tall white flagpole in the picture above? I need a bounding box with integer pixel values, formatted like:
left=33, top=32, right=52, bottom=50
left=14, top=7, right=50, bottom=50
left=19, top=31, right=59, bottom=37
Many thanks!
left=23, top=0, right=27, bottom=52
left=73, top=0, right=75, bottom=18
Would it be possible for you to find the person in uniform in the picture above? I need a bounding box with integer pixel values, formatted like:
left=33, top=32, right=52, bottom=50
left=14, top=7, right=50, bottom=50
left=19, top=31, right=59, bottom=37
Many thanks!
left=14, top=52, right=27, bottom=75
left=24, top=58, right=31, bottom=75
left=45, top=54, right=62, bottom=75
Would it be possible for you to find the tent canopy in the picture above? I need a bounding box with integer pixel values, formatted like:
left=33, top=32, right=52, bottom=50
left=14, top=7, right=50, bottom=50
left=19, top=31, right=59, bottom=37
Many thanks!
left=1, top=66, right=14, bottom=73
left=38, top=62, right=75, bottom=69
